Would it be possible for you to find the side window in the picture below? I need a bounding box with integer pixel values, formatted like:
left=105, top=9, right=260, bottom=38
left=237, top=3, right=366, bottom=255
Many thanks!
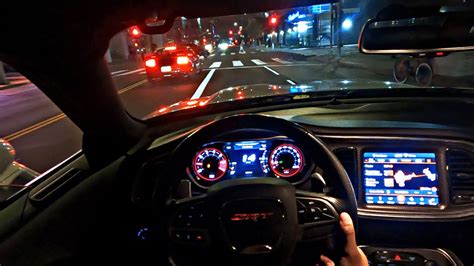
left=0, top=62, right=83, bottom=203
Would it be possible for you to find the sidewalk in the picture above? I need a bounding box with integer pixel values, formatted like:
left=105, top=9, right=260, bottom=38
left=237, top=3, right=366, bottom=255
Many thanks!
left=257, top=44, right=359, bottom=57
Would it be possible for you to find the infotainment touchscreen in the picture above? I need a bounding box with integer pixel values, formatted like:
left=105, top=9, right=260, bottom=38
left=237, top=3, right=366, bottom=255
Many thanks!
left=363, top=152, right=439, bottom=206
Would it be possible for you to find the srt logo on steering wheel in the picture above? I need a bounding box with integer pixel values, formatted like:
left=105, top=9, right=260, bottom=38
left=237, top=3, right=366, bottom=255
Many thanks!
left=230, top=212, right=274, bottom=222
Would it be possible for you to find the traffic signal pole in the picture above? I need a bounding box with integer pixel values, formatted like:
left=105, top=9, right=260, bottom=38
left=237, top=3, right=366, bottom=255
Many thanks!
left=336, top=1, right=342, bottom=59
left=0, top=62, right=7, bottom=85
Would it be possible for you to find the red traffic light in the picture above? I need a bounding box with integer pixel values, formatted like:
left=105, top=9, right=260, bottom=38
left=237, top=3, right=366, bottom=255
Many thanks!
left=270, top=16, right=278, bottom=25
left=129, top=26, right=142, bottom=38
left=228, top=30, right=233, bottom=35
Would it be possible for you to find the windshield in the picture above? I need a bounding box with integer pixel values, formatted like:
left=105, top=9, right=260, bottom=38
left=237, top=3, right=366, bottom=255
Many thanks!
left=106, top=3, right=474, bottom=119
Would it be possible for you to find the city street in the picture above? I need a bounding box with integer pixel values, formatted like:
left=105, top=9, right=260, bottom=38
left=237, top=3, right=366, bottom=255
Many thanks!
left=0, top=46, right=399, bottom=172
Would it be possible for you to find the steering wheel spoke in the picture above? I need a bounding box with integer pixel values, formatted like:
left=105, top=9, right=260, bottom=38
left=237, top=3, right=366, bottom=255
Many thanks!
left=168, top=196, right=210, bottom=246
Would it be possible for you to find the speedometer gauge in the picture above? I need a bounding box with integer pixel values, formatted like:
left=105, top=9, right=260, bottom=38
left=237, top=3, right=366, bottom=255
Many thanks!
left=269, top=144, right=304, bottom=178
left=193, top=148, right=228, bottom=181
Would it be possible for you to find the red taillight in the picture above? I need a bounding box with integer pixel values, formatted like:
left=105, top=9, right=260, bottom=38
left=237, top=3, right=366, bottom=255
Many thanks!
left=436, top=52, right=444, bottom=56
left=177, top=56, right=190, bottom=65
left=145, top=58, right=157, bottom=68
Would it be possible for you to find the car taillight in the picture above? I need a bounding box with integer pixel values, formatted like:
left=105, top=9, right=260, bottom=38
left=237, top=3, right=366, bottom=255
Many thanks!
left=177, top=56, right=189, bottom=65
left=145, top=58, right=157, bottom=68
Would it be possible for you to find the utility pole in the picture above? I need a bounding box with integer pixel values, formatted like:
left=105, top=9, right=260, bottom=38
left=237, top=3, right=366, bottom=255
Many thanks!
left=0, top=62, right=7, bottom=85
left=330, top=4, right=334, bottom=55
left=336, top=0, right=342, bottom=59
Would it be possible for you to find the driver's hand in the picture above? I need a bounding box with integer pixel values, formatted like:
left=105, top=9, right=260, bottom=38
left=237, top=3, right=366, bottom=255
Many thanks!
left=318, top=212, right=369, bottom=266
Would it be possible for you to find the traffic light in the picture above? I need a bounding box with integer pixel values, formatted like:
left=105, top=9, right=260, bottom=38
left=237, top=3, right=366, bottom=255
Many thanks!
left=228, top=30, right=233, bottom=35
left=129, top=26, right=142, bottom=38
left=269, top=16, right=278, bottom=26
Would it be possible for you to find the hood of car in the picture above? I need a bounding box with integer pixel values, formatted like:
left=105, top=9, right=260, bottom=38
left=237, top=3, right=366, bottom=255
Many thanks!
left=146, top=79, right=417, bottom=118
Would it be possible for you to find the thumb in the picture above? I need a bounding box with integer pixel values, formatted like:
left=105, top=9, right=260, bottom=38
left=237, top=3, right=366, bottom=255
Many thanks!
left=319, top=255, right=335, bottom=266
left=339, top=212, right=358, bottom=255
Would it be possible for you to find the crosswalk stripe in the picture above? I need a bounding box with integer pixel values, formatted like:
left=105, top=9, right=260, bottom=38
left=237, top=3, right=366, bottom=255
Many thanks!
left=232, top=60, right=244, bottom=67
left=271, top=58, right=291, bottom=64
left=231, top=52, right=236, bottom=55
left=220, top=53, right=225, bottom=56
left=209, top=62, right=222, bottom=68
left=251, top=59, right=266, bottom=65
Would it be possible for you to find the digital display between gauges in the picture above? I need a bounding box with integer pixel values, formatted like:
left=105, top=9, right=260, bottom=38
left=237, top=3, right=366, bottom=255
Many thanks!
left=269, top=144, right=304, bottom=178
left=193, top=148, right=228, bottom=181
left=223, top=140, right=270, bottom=177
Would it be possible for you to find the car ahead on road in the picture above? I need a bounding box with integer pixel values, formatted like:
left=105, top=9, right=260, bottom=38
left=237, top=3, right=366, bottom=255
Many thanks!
left=144, top=45, right=203, bottom=80
left=1, top=1, right=474, bottom=266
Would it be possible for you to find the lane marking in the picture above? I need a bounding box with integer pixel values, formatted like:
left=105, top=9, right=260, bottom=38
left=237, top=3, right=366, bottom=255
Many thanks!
left=209, top=62, right=222, bottom=68
left=203, top=62, right=323, bottom=71
left=117, top=79, right=148, bottom=94
left=4, top=113, right=66, bottom=142
left=138, top=71, right=146, bottom=75
left=230, top=52, right=236, bottom=55
left=271, top=58, right=291, bottom=64
left=251, top=59, right=266, bottom=65
left=4, top=79, right=148, bottom=141
left=191, top=70, right=216, bottom=99
left=111, top=69, right=128, bottom=75
left=115, top=68, right=145, bottom=77
left=232, top=60, right=244, bottom=67
left=286, top=79, right=297, bottom=85
left=220, top=53, right=225, bottom=56
left=263, top=66, right=280, bottom=76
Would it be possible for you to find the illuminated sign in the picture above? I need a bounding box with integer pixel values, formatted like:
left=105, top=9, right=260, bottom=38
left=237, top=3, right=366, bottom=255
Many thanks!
left=310, top=4, right=331, bottom=14
left=287, top=11, right=307, bottom=22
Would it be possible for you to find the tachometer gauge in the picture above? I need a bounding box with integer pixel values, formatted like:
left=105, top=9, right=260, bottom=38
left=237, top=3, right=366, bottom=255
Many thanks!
left=193, top=148, right=228, bottom=181
left=269, top=144, right=304, bottom=178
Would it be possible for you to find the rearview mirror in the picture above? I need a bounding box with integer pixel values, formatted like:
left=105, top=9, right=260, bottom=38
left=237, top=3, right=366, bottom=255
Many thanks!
left=359, top=7, right=474, bottom=56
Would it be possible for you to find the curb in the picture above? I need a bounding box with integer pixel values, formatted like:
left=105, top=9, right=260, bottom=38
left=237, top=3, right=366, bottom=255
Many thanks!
left=0, top=81, right=31, bottom=90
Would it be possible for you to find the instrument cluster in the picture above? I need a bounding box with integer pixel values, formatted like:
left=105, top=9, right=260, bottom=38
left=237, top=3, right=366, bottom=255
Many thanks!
left=188, top=138, right=311, bottom=188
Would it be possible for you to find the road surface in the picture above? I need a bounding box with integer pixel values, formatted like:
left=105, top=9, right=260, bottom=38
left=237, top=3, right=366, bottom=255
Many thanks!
left=0, top=46, right=392, bottom=172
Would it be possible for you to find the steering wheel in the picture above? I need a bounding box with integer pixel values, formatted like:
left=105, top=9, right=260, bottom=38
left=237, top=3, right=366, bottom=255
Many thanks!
left=154, top=114, right=357, bottom=266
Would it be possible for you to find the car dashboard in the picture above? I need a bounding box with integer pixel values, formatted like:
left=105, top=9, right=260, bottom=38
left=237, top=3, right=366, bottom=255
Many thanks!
left=135, top=101, right=474, bottom=264
left=168, top=123, right=474, bottom=222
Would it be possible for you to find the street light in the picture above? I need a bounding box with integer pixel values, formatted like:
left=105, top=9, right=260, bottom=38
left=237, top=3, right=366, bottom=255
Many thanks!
left=342, top=18, right=353, bottom=31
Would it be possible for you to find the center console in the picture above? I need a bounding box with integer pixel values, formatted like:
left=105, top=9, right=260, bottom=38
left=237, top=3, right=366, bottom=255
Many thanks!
left=360, top=246, right=462, bottom=266
left=363, top=151, right=440, bottom=207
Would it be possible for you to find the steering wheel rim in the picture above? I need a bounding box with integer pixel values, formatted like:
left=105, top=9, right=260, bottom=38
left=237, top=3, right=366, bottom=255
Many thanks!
left=154, top=114, right=358, bottom=266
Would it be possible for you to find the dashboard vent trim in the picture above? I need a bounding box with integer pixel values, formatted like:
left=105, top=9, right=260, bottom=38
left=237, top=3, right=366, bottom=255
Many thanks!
left=447, top=149, right=474, bottom=204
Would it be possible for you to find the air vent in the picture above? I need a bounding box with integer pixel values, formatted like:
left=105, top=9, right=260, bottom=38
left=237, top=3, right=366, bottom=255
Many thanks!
left=333, top=148, right=358, bottom=196
left=447, top=149, right=474, bottom=204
